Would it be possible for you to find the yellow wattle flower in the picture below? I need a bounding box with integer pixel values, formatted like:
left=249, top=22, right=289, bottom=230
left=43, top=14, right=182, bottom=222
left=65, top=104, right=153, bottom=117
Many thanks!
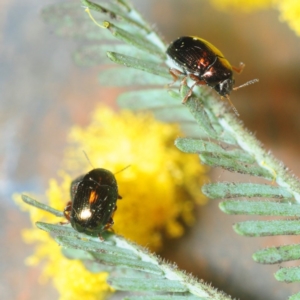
left=277, top=0, right=300, bottom=36
left=63, top=107, right=207, bottom=249
left=210, top=0, right=272, bottom=13
left=209, top=0, right=300, bottom=36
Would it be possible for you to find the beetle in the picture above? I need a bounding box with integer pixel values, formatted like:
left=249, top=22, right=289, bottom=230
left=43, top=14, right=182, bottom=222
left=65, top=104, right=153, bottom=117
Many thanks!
left=166, top=36, right=258, bottom=114
left=64, top=168, right=122, bottom=239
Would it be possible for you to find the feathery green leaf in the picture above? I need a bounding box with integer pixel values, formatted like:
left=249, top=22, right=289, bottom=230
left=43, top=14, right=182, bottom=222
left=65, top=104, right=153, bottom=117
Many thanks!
left=24, top=195, right=233, bottom=300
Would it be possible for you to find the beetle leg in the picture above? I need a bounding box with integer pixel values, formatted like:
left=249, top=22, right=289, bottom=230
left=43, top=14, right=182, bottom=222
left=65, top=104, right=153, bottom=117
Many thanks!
left=105, top=219, right=114, bottom=229
left=60, top=220, right=70, bottom=225
left=98, top=217, right=115, bottom=241
left=118, top=194, right=122, bottom=199
left=168, top=68, right=185, bottom=87
left=232, top=62, right=245, bottom=74
left=61, top=201, right=72, bottom=224
left=103, top=218, right=115, bottom=232
left=181, top=74, right=206, bottom=103
left=180, top=75, right=187, bottom=87
left=182, top=81, right=197, bottom=103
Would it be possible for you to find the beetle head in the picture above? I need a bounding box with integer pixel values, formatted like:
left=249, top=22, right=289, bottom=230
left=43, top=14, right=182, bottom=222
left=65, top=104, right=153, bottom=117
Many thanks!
left=215, top=78, right=235, bottom=97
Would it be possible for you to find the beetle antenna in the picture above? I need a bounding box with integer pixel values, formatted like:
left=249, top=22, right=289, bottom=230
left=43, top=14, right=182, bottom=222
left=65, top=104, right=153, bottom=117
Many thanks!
left=114, top=165, right=131, bottom=175
left=82, top=150, right=94, bottom=169
left=225, top=95, right=240, bottom=116
left=233, top=78, right=259, bottom=91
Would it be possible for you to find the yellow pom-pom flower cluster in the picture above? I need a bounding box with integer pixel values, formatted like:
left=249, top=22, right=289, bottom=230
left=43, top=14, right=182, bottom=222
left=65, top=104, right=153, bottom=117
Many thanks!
left=64, top=107, right=207, bottom=249
left=210, top=0, right=300, bottom=36
left=277, top=0, right=300, bottom=36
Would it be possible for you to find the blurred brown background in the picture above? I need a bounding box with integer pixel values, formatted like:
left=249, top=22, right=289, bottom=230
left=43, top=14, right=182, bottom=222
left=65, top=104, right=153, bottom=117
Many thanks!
left=1, top=0, right=300, bottom=299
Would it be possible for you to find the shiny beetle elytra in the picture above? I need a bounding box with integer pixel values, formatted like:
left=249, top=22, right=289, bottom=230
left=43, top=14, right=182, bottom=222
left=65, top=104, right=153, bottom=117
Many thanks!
left=64, top=168, right=122, bottom=239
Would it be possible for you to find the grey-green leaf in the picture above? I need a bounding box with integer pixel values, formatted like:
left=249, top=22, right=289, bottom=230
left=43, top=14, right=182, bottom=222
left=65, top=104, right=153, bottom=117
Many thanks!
left=234, top=220, right=300, bottom=237
left=253, top=244, right=300, bottom=264
left=22, top=195, right=64, bottom=217
left=182, top=97, right=218, bottom=139
left=220, top=200, right=300, bottom=216
left=98, top=67, right=170, bottom=86
left=202, top=182, right=294, bottom=200
left=106, top=52, right=170, bottom=78
left=103, top=22, right=165, bottom=58
left=74, top=44, right=162, bottom=67
left=107, top=277, right=187, bottom=292
left=199, top=152, right=273, bottom=180
left=175, top=138, right=254, bottom=163
left=289, top=292, right=300, bottom=300
left=36, top=222, right=88, bottom=238
left=56, top=235, right=137, bottom=259
left=124, top=296, right=203, bottom=300
left=275, top=266, right=300, bottom=283
left=91, top=252, right=163, bottom=275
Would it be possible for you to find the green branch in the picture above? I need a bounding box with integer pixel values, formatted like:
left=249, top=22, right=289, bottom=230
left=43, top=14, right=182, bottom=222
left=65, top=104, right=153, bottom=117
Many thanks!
left=22, top=194, right=233, bottom=300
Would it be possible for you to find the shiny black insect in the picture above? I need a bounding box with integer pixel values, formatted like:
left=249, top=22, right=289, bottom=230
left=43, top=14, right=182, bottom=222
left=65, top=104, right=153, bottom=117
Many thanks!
left=64, top=168, right=122, bottom=239
left=166, top=36, right=258, bottom=113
